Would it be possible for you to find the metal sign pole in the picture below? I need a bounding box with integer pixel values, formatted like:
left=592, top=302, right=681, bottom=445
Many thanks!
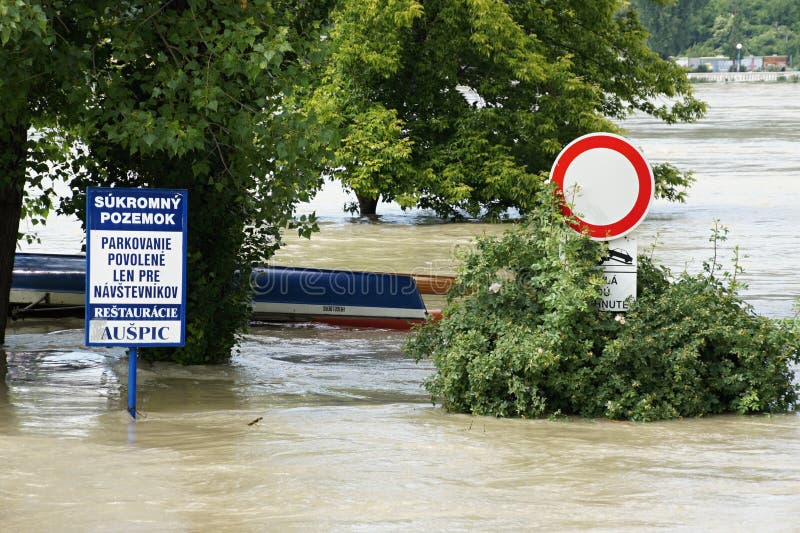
left=128, top=346, right=138, bottom=419
left=85, top=186, right=188, bottom=422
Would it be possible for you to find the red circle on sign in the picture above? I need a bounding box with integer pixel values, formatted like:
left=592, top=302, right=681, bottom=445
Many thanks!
left=550, top=133, right=653, bottom=241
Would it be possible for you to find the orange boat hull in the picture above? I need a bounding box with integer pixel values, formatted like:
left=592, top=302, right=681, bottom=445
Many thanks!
left=412, top=274, right=455, bottom=295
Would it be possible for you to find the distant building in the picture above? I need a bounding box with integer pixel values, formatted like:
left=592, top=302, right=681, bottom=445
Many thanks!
left=672, top=56, right=689, bottom=69
left=763, top=55, right=788, bottom=70
left=679, top=56, right=733, bottom=73
left=743, top=55, right=764, bottom=71
left=673, top=55, right=780, bottom=72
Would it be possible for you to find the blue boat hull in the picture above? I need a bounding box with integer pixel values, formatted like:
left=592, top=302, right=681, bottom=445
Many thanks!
left=10, top=253, right=429, bottom=329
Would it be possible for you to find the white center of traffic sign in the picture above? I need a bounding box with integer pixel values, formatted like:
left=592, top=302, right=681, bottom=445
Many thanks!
left=562, top=148, right=640, bottom=226
left=551, top=132, right=654, bottom=241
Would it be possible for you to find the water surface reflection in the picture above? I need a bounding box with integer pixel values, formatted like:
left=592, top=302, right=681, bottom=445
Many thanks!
left=2, top=82, right=800, bottom=530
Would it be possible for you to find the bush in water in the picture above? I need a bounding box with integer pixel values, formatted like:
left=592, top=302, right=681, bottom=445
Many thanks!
left=405, top=189, right=800, bottom=421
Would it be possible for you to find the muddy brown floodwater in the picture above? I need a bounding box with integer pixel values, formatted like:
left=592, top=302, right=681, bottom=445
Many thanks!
left=2, top=82, right=799, bottom=530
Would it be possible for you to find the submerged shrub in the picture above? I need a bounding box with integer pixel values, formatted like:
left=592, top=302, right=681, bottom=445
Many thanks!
left=405, top=192, right=800, bottom=421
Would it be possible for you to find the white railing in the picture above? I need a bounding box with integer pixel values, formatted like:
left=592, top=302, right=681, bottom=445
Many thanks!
left=687, top=72, right=799, bottom=83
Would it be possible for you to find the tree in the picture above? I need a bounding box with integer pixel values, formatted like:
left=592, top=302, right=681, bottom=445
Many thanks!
left=312, top=0, right=705, bottom=217
left=58, top=1, right=329, bottom=363
left=634, top=0, right=800, bottom=60
left=1, top=1, right=331, bottom=361
left=405, top=193, right=800, bottom=420
left=633, top=0, right=713, bottom=58
left=0, top=1, right=101, bottom=344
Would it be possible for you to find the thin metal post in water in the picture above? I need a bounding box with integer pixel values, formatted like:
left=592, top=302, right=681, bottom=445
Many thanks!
left=128, top=346, right=137, bottom=419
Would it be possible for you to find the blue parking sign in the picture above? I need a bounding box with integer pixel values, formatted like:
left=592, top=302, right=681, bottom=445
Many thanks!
left=85, top=187, right=188, bottom=347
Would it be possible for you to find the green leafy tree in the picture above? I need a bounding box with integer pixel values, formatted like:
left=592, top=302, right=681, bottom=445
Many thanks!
left=405, top=192, right=800, bottom=420
left=59, top=0, right=329, bottom=363
left=633, top=0, right=711, bottom=58
left=1, top=1, right=331, bottom=361
left=634, top=0, right=800, bottom=61
left=313, top=0, right=704, bottom=217
left=0, top=1, right=102, bottom=344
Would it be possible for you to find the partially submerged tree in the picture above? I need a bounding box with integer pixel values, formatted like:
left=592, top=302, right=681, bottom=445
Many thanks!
left=405, top=193, right=800, bottom=421
left=60, top=1, right=329, bottom=363
left=1, top=1, right=330, bottom=361
left=1, top=0, right=701, bottom=360
left=313, top=0, right=704, bottom=217
left=0, top=1, right=102, bottom=344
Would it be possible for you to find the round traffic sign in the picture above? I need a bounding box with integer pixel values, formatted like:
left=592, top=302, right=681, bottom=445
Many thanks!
left=550, top=132, right=654, bottom=241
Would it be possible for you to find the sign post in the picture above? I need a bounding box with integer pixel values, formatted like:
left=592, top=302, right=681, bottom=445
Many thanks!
left=598, top=235, right=637, bottom=312
left=85, top=187, right=188, bottom=419
left=550, top=133, right=653, bottom=310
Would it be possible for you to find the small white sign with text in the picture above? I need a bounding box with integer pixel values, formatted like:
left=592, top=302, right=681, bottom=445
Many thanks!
left=599, top=235, right=637, bottom=312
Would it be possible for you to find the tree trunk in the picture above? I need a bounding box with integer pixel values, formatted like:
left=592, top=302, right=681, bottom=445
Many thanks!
left=0, top=121, right=27, bottom=345
left=0, top=348, right=8, bottom=400
left=356, top=193, right=379, bottom=217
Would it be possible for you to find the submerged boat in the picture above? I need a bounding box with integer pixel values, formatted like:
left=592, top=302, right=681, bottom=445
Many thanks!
left=9, top=252, right=445, bottom=330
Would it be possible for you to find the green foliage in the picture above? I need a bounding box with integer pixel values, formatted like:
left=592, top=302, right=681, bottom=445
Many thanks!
left=334, top=105, right=415, bottom=213
left=312, top=0, right=703, bottom=217
left=0, top=1, right=105, bottom=343
left=405, top=192, right=800, bottom=421
left=19, top=129, right=83, bottom=245
left=633, top=0, right=800, bottom=61
left=0, top=0, right=100, bottom=242
left=54, top=1, right=331, bottom=363
left=653, top=162, right=695, bottom=203
left=599, top=260, right=800, bottom=420
left=1, top=1, right=330, bottom=355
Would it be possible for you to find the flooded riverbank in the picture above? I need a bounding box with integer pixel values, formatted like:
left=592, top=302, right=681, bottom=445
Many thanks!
left=3, top=323, right=800, bottom=531
left=3, top=82, right=800, bottom=530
